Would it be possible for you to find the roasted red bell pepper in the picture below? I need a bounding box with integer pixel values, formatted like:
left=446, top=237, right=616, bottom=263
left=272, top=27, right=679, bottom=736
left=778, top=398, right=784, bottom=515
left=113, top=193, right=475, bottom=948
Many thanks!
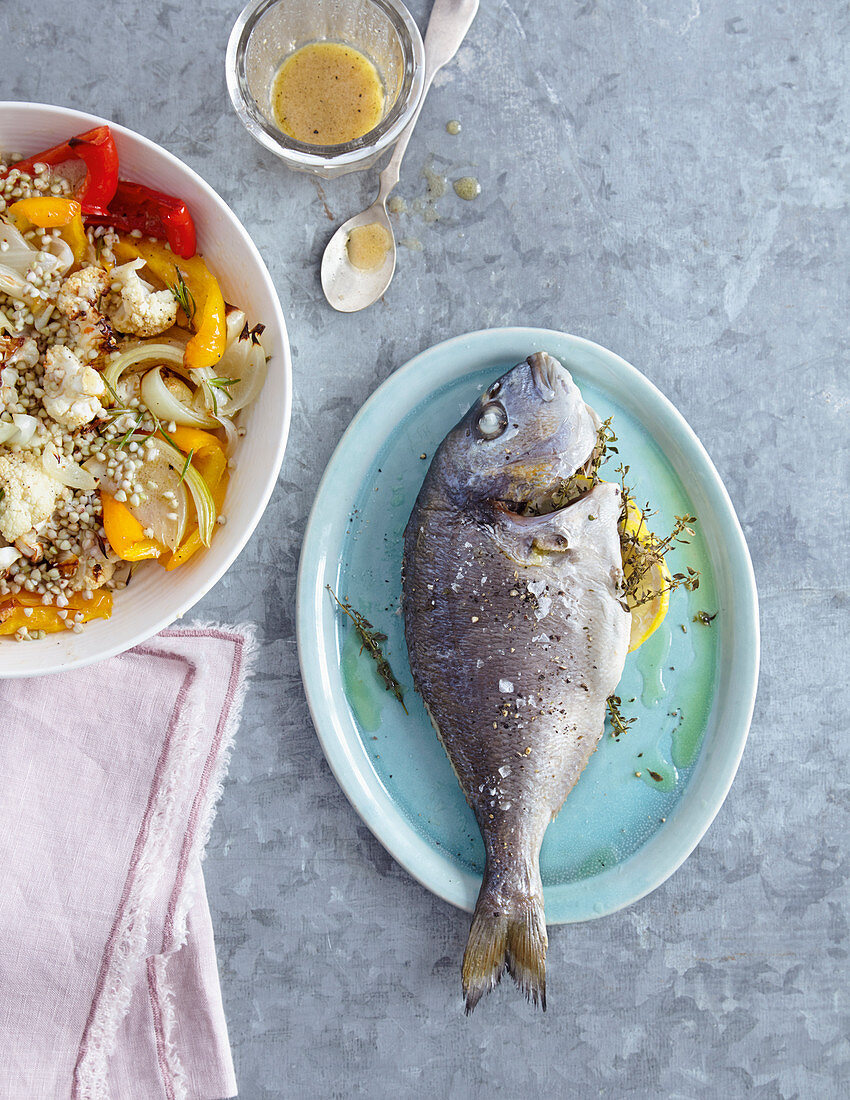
left=9, top=126, right=119, bottom=217
left=85, top=180, right=197, bottom=259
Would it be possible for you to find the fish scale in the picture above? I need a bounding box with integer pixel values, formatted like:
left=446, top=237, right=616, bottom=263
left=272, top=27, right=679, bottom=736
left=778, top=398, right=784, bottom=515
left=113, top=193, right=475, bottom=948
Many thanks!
left=402, top=353, right=630, bottom=1012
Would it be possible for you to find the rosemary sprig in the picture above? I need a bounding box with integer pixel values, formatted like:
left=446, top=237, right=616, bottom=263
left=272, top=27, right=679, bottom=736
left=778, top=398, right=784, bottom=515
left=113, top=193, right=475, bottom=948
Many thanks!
left=169, top=267, right=196, bottom=323
left=203, top=377, right=236, bottom=417
left=326, top=585, right=408, bottom=714
left=177, top=448, right=194, bottom=485
left=150, top=412, right=181, bottom=453
left=115, top=410, right=145, bottom=450
left=102, top=374, right=122, bottom=406
left=103, top=404, right=136, bottom=422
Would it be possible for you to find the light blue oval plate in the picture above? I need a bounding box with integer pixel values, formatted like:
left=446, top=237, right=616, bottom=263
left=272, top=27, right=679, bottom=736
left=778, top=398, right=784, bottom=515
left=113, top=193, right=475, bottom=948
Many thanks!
left=296, top=328, right=759, bottom=923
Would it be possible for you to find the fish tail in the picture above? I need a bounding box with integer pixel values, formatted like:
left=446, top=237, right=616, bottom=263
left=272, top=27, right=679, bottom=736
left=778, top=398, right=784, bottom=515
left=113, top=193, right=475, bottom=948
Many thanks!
left=461, top=864, right=547, bottom=1014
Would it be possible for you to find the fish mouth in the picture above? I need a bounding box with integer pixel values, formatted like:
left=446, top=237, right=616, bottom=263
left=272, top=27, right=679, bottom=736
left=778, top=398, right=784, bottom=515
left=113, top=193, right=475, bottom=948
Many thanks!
left=527, top=351, right=567, bottom=403
left=494, top=443, right=600, bottom=518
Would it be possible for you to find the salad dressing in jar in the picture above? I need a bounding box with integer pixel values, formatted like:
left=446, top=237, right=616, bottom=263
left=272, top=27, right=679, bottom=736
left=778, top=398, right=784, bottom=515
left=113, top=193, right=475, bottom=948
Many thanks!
left=271, top=42, right=385, bottom=146
left=227, top=0, right=426, bottom=178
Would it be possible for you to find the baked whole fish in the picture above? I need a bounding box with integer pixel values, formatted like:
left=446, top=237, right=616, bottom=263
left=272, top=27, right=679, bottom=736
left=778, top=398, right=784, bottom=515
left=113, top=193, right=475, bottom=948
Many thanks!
left=402, top=353, right=630, bottom=1012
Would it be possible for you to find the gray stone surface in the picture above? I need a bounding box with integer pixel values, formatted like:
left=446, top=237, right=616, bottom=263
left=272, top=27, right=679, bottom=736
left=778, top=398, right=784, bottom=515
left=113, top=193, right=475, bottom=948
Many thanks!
left=2, top=1, right=848, bottom=1096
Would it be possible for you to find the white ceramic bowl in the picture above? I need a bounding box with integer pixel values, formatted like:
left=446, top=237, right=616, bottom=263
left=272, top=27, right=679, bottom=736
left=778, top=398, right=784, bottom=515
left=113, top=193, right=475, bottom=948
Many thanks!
left=0, top=102, right=292, bottom=678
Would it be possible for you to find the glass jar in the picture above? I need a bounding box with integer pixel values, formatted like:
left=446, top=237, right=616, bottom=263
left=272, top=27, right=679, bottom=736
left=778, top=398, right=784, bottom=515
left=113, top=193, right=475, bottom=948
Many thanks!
left=226, top=0, right=425, bottom=179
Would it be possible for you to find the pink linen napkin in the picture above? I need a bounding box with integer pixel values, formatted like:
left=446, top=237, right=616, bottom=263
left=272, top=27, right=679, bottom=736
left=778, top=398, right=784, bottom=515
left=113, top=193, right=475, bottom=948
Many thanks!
left=0, top=624, right=257, bottom=1100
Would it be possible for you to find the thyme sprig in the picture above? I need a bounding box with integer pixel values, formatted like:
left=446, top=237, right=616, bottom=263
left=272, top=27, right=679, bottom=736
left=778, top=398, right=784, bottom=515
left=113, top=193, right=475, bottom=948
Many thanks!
left=169, top=267, right=196, bottom=323
left=606, top=694, right=636, bottom=740
left=615, top=459, right=700, bottom=608
left=587, top=416, right=618, bottom=480
left=521, top=419, right=701, bottom=613
left=541, top=417, right=617, bottom=512
left=326, top=585, right=408, bottom=714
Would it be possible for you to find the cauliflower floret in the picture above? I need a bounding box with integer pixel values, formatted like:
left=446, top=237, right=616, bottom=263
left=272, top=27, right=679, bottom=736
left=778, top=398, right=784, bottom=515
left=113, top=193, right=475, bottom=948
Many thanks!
left=56, top=265, right=116, bottom=360
left=57, top=266, right=110, bottom=317
left=106, top=258, right=178, bottom=337
left=0, top=451, right=62, bottom=542
left=42, top=345, right=105, bottom=429
left=0, top=334, right=38, bottom=370
left=11, top=336, right=39, bottom=371
left=0, top=545, right=21, bottom=576
left=0, top=365, right=19, bottom=414
left=67, top=530, right=117, bottom=592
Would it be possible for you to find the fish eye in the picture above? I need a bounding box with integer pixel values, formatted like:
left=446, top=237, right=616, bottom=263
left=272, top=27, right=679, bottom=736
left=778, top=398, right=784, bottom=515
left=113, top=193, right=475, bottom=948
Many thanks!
left=476, top=402, right=508, bottom=440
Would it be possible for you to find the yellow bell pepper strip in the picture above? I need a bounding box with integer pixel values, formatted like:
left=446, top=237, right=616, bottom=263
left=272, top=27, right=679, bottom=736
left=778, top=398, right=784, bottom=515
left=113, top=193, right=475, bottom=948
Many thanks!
left=163, top=441, right=228, bottom=571
left=9, top=590, right=113, bottom=612
left=112, top=237, right=226, bottom=371
left=166, top=426, right=224, bottom=454
left=154, top=428, right=228, bottom=570
left=100, top=491, right=163, bottom=561
left=10, top=196, right=80, bottom=227
left=193, top=444, right=227, bottom=492
left=9, top=196, right=89, bottom=265
left=0, top=590, right=113, bottom=635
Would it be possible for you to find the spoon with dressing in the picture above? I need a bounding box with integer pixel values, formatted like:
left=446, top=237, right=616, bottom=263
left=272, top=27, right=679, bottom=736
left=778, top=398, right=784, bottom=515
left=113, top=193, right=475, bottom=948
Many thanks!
left=321, top=0, right=479, bottom=312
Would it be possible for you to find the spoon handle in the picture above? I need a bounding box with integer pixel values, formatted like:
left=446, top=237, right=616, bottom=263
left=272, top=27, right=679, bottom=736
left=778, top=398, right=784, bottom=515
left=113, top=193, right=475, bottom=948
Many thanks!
left=377, top=0, right=479, bottom=202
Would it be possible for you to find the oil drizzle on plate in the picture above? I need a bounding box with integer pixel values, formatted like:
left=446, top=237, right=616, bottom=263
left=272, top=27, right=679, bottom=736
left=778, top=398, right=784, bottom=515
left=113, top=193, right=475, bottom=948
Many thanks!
left=637, top=734, right=678, bottom=791
left=672, top=710, right=704, bottom=769
left=573, top=844, right=621, bottom=881
left=341, top=626, right=382, bottom=732
left=637, top=621, right=671, bottom=707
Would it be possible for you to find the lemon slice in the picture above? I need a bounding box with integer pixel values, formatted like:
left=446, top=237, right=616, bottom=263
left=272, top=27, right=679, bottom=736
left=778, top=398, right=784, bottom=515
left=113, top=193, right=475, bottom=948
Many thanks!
left=620, top=497, right=671, bottom=652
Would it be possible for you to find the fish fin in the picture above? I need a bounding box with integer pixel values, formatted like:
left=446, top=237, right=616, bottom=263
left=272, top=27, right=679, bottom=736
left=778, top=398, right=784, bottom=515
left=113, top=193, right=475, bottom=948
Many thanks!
left=462, top=873, right=548, bottom=1014
left=461, top=906, right=509, bottom=1014
left=505, top=900, right=548, bottom=1010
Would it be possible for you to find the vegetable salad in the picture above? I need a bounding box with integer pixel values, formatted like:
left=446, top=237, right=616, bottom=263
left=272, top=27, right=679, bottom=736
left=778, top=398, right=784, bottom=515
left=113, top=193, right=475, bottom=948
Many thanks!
left=0, top=126, right=268, bottom=640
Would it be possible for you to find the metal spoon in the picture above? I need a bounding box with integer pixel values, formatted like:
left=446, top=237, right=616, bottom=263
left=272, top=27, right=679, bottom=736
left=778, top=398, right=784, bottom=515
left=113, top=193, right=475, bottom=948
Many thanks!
left=321, top=0, right=479, bottom=312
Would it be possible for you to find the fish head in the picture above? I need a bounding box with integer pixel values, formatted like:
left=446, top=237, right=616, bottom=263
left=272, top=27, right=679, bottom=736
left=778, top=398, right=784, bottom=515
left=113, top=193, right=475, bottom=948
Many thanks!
left=433, top=353, right=598, bottom=509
